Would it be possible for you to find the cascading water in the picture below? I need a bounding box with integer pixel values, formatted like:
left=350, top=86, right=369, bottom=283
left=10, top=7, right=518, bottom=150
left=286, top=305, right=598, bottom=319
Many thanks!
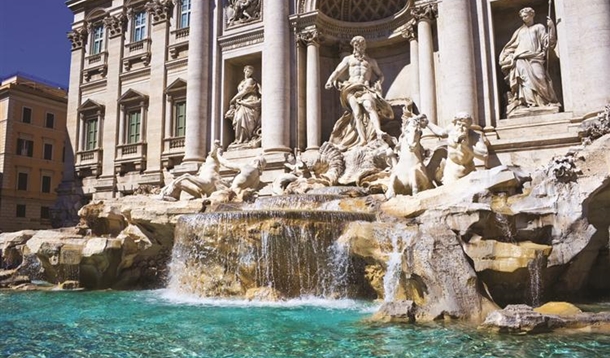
left=380, top=228, right=416, bottom=302
left=528, top=250, right=546, bottom=307
left=495, top=213, right=515, bottom=242
left=167, top=200, right=375, bottom=299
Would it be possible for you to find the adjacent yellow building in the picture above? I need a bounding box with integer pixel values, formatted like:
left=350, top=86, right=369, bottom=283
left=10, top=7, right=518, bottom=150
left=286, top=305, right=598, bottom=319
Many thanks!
left=0, top=74, right=68, bottom=232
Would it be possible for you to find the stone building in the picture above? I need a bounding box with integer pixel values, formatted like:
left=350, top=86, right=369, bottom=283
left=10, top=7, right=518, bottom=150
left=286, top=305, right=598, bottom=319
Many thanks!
left=0, top=74, right=68, bottom=232
left=63, top=0, right=610, bottom=200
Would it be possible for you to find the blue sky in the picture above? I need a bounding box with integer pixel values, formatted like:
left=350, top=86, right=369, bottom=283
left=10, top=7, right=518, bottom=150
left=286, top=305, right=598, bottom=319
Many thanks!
left=0, top=0, right=74, bottom=88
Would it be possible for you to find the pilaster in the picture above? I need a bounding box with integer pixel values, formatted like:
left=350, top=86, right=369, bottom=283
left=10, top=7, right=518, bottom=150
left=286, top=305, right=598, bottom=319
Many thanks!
left=412, top=3, right=438, bottom=125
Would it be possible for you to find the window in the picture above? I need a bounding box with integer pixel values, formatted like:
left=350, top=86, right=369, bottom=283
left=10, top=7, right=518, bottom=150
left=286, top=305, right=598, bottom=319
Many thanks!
left=85, top=117, right=98, bottom=150
left=92, top=24, right=104, bottom=54
left=45, top=113, right=55, bottom=128
left=133, top=11, right=147, bottom=42
left=41, top=175, right=52, bottom=193
left=16, top=204, right=26, bottom=218
left=44, top=143, right=53, bottom=160
left=40, top=206, right=50, bottom=220
left=22, top=107, right=32, bottom=123
left=17, top=172, right=28, bottom=191
left=179, top=0, right=191, bottom=28
left=127, top=111, right=141, bottom=143
left=174, top=101, right=186, bottom=137
left=17, top=139, right=33, bottom=157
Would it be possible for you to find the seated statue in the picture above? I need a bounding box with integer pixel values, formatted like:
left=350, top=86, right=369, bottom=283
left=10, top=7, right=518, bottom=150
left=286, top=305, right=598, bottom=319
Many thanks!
left=158, top=141, right=227, bottom=201
left=499, top=7, right=560, bottom=117
left=324, top=36, right=394, bottom=151
left=217, top=150, right=267, bottom=194
left=386, top=114, right=433, bottom=198
left=225, top=65, right=262, bottom=149
left=427, top=112, right=489, bottom=185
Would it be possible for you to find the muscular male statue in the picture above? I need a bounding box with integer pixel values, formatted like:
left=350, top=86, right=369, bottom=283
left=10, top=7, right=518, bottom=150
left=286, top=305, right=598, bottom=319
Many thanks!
left=325, top=36, right=393, bottom=150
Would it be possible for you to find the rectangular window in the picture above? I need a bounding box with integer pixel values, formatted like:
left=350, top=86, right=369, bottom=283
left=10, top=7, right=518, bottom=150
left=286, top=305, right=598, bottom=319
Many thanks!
left=45, top=113, right=55, bottom=128
left=174, top=101, right=186, bottom=137
left=127, top=111, right=141, bottom=144
left=85, top=118, right=98, bottom=150
left=44, top=143, right=53, bottom=160
left=180, top=0, right=191, bottom=28
left=16, top=139, right=34, bottom=157
left=133, top=11, right=147, bottom=42
left=22, top=107, right=32, bottom=123
left=41, top=175, right=52, bottom=193
left=16, top=204, right=26, bottom=218
left=40, top=206, right=50, bottom=220
left=17, top=172, right=28, bottom=191
left=92, top=25, right=104, bottom=55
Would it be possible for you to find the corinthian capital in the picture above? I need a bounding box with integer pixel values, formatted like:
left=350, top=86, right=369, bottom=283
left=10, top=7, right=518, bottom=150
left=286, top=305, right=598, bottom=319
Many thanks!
left=297, top=28, right=323, bottom=46
left=103, top=13, right=127, bottom=38
left=146, top=0, right=173, bottom=24
left=411, top=3, right=438, bottom=23
left=67, top=27, right=88, bottom=50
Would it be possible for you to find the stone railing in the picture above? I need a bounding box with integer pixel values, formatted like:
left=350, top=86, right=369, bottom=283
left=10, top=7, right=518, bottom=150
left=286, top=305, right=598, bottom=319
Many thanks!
left=115, top=142, right=147, bottom=173
left=84, top=51, right=108, bottom=69
left=75, top=148, right=103, bottom=177
left=168, top=28, right=190, bottom=59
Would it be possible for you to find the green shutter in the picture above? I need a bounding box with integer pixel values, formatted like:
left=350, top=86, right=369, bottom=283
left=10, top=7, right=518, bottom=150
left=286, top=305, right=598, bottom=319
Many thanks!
left=175, top=101, right=186, bottom=137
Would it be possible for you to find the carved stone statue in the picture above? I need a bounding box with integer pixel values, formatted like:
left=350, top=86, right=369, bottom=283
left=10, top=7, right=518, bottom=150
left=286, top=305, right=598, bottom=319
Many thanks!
left=325, top=36, right=394, bottom=151
left=217, top=151, right=266, bottom=194
left=158, top=141, right=227, bottom=201
left=227, top=0, right=261, bottom=26
left=427, top=112, right=489, bottom=185
left=225, top=65, right=262, bottom=150
left=385, top=113, right=433, bottom=198
left=499, top=7, right=560, bottom=117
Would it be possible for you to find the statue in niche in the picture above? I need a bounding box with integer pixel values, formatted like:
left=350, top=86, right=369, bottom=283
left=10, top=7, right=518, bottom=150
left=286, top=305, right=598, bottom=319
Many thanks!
left=158, top=141, right=227, bottom=201
left=226, top=0, right=261, bottom=27
left=499, top=7, right=560, bottom=117
left=225, top=65, right=262, bottom=150
left=385, top=113, right=433, bottom=198
left=325, top=36, right=394, bottom=151
left=427, top=112, right=489, bottom=185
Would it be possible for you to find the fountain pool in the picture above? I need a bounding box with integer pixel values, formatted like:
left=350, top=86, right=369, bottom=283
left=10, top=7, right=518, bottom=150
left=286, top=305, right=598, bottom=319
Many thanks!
left=1, top=290, right=608, bottom=357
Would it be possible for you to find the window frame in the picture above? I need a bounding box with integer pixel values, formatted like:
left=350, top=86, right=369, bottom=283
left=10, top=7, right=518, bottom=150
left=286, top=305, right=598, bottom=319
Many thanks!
left=17, top=172, right=28, bottom=191
left=85, top=116, right=99, bottom=150
left=91, top=23, right=105, bottom=55
left=41, top=175, right=52, bottom=194
left=22, top=106, right=32, bottom=123
left=174, top=100, right=186, bottom=137
left=179, top=0, right=191, bottom=28
left=43, top=143, right=53, bottom=160
left=45, top=112, right=55, bottom=129
left=127, top=109, right=142, bottom=144
left=17, top=138, right=34, bottom=157
left=16, top=204, right=26, bottom=218
left=132, top=10, right=148, bottom=42
left=40, top=206, right=51, bottom=220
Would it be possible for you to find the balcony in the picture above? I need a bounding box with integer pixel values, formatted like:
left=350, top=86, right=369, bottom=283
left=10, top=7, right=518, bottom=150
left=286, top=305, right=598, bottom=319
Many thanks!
left=115, top=142, right=147, bottom=173
left=161, top=136, right=185, bottom=168
left=75, top=148, right=103, bottom=177
left=83, top=51, right=108, bottom=82
left=168, top=27, right=189, bottom=60
left=123, top=39, right=152, bottom=71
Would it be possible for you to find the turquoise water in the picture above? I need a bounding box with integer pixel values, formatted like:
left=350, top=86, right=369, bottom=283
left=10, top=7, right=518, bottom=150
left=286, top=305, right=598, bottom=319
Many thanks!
left=1, top=290, right=609, bottom=358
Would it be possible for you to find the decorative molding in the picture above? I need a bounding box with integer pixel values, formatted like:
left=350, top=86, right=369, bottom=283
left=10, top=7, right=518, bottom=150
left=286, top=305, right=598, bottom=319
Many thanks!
left=67, top=27, right=88, bottom=50
left=401, top=19, right=417, bottom=41
left=146, top=0, right=173, bottom=24
left=297, top=27, right=323, bottom=46
left=218, top=27, right=264, bottom=51
left=410, top=3, right=438, bottom=23
left=103, top=13, right=128, bottom=38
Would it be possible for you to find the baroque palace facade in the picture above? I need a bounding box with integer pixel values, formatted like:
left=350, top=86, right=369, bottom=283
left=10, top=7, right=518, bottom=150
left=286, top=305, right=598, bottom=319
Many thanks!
left=62, top=0, right=610, bottom=200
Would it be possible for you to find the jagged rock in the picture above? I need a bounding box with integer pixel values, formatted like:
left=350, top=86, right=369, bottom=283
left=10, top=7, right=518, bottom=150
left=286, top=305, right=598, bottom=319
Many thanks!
left=534, top=301, right=582, bottom=316
left=463, top=239, right=552, bottom=273
left=245, top=287, right=285, bottom=301
left=480, top=304, right=610, bottom=334
left=371, top=300, right=416, bottom=323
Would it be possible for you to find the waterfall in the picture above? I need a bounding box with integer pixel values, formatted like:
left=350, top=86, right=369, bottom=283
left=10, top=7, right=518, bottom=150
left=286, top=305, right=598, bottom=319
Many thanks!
left=380, top=228, right=417, bottom=302
left=528, top=250, right=546, bottom=307
left=167, top=208, right=375, bottom=299
left=495, top=213, right=515, bottom=242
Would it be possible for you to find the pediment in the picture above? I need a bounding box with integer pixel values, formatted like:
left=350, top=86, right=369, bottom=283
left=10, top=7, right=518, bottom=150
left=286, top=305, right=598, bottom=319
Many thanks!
left=79, top=99, right=105, bottom=113
left=85, top=8, right=108, bottom=22
left=165, top=78, right=187, bottom=94
left=118, top=89, right=149, bottom=104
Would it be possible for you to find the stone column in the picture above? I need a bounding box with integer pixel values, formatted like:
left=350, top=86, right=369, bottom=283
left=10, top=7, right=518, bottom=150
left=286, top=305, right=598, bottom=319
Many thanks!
left=296, top=37, right=307, bottom=151
left=261, top=0, right=291, bottom=153
left=412, top=4, right=438, bottom=124
left=143, top=0, right=171, bottom=181
left=300, top=29, right=322, bottom=151
left=182, top=0, right=210, bottom=166
left=402, top=20, right=420, bottom=107
left=437, top=0, right=478, bottom=124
